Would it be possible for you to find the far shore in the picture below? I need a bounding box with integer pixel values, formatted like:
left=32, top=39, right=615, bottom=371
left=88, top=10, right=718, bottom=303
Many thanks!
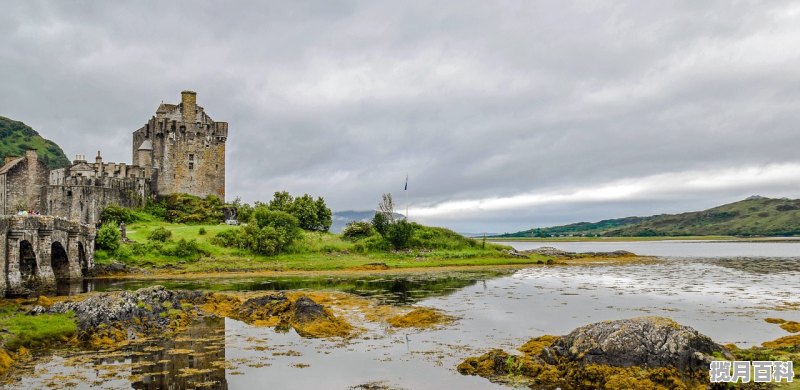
left=489, top=235, right=800, bottom=242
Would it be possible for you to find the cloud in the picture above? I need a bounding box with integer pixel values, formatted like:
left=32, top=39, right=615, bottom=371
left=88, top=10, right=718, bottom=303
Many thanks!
left=2, top=1, right=800, bottom=232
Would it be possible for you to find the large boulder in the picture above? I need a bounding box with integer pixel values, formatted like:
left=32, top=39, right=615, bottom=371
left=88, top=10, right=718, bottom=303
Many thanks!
left=542, top=316, right=733, bottom=370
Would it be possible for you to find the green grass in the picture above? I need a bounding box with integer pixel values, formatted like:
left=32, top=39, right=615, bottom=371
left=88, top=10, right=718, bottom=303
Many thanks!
left=99, top=221, right=539, bottom=273
left=0, top=305, right=77, bottom=350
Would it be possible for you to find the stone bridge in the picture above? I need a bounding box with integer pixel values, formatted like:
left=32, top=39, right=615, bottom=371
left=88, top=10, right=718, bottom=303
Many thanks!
left=0, top=215, right=95, bottom=296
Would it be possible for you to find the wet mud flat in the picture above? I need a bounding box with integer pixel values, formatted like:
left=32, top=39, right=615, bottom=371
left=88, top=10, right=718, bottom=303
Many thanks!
left=3, top=256, right=800, bottom=389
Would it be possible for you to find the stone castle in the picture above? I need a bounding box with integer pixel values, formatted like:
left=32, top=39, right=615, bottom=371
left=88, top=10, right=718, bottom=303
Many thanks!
left=0, top=91, right=227, bottom=295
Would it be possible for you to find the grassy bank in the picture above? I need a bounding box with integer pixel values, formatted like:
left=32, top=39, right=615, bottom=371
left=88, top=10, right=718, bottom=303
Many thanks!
left=95, top=220, right=547, bottom=274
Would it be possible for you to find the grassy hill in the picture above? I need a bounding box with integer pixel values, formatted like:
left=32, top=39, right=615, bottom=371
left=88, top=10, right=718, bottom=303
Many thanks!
left=499, top=196, right=800, bottom=238
left=0, top=116, right=70, bottom=169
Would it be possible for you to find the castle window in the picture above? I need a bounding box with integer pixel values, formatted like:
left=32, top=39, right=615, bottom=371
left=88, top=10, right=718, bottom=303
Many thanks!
left=188, top=154, right=194, bottom=161
left=188, top=162, right=194, bottom=170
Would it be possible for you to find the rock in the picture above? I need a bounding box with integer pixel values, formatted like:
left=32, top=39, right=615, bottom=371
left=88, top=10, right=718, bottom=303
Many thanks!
left=543, top=316, right=733, bottom=371
left=49, top=286, right=203, bottom=331
left=292, top=296, right=326, bottom=323
left=237, top=293, right=290, bottom=320
left=90, top=261, right=131, bottom=276
left=459, top=317, right=734, bottom=388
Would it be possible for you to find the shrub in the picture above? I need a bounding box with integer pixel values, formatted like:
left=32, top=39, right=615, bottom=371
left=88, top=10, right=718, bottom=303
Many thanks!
left=342, top=221, right=374, bottom=241
left=162, top=239, right=209, bottom=259
left=253, top=207, right=300, bottom=231
left=198, top=227, right=207, bottom=235
left=96, top=223, right=121, bottom=252
left=148, top=227, right=172, bottom=242
left=100, top=204, right=137, bottom=225
left=163, top=194, right=224, bottom=224
left=386, top=219, right=414, bottom=249
left=114, top=244, right=134, bottom=260
left=372, top=212, right=389, bottom=237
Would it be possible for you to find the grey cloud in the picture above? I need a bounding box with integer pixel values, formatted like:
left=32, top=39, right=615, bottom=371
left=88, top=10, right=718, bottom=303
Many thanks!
left=2, top=1, right=800, bottom=232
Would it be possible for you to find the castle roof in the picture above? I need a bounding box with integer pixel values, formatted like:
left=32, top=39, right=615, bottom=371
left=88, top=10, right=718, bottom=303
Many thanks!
left=0, top=157, right=24, bottom=174
left=156, top=103, right=176, bottom=113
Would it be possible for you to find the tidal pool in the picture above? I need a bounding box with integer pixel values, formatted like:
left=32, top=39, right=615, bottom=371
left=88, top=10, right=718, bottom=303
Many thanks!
left=8, top=254, right=800, bottom=389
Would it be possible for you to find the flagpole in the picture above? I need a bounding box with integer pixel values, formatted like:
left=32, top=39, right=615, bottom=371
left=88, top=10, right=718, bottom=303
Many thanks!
left=405, top=174, right=409, bottom=221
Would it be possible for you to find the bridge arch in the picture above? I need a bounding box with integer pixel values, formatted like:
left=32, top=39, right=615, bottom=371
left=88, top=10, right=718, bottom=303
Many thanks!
left=19, top=240, right=37, bottom=287
left=51, top=241, right=70, bottom=281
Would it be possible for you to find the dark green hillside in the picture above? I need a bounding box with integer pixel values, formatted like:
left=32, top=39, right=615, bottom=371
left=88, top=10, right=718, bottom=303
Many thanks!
left=500, top=216, right=653, bottom=238
left=501, top=196, right=800, bottom=237
left=0, top=116, right=70, bottom=169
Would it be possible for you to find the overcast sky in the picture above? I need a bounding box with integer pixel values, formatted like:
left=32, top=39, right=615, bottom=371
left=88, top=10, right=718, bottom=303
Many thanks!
left=2, top=1, right=800, bottom=233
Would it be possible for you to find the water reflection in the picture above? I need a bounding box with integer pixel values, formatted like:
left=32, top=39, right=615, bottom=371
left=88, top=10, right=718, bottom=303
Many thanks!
left=130, top=316, right=227, bottom=389
left=72, top=273, right=500, bottom=305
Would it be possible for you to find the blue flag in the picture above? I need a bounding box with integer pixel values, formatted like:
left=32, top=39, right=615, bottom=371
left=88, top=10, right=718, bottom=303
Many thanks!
left=404, top=175, right=408, bottom=191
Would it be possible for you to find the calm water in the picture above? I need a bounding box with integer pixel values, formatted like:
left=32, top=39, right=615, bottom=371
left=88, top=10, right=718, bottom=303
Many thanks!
left=499, top=239, right=800, bottom=257
left=9, top=241, right=800, bottom=389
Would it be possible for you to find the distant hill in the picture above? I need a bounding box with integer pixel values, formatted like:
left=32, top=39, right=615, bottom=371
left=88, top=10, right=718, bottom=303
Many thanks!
left=498, top=196, right=800, bottom=237
left=331, top=210, right=405, bottom=233
left=0, top=116, right=70, bottom=169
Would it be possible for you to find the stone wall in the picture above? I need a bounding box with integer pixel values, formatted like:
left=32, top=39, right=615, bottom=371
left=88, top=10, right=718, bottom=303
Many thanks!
left=0, top=150, right=49, bottom=215
left=0, top=215, right=94, bottom=296
left=43, top=176, right=148, bottom=225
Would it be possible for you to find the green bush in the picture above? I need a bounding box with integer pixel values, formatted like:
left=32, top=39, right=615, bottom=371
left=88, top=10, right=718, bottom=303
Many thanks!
left=342, top=221, right=374, bottom=241
left=211, top=212, right=301, bottom=256
left=100, top=204, right=137, bottom=225
left=387, top=219, right=414, bottom=249
left=114, top=244, right=134, bottom=260
left=253, top=207, right=300, bottom=231
left=96, top=223, right=121, bottom=252
left=148, top=227, right=173, bottom=242
left=163, top=194, right=224, bottom=224
left=372, top=212, right=389, bottom=237
left=198, top=227, right=207, bottom=235
left=162, top=239, right=209, bottom=259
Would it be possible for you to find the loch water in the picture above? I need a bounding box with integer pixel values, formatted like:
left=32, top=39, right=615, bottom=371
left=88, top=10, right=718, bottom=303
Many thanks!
left=10, top=240, right=800, bottom=389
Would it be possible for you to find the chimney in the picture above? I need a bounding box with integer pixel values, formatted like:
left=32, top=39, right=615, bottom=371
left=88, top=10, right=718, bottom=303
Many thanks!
left=25, top=149, right=38, bottom=161
left=181, top=90, right=197, bottom=124
left=95, top=151, right=103, bottom=175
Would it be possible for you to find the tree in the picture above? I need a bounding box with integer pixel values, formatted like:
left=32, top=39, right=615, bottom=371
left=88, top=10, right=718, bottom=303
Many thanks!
left=378, top=193, right=396, bottom=223
left=314, top=197, right=332, bottom=232
left=268, top=191, right=294, bottom=212
left=290, top=194, right=319, bottom=231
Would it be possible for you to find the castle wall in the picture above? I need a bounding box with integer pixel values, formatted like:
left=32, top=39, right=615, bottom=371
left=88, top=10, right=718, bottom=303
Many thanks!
left=43, top=176, right=148, bottom=225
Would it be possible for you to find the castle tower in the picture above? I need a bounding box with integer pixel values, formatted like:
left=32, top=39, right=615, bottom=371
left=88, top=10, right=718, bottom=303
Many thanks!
left=131, top=91, right=227, bottom=200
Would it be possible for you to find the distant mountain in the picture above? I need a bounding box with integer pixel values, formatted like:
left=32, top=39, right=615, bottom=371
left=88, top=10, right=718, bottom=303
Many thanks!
left=0, top=116, right=70, bottom=169
left=498, top=196, right=800, bottom=237
left=331, top=210, right=405, bottom=233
